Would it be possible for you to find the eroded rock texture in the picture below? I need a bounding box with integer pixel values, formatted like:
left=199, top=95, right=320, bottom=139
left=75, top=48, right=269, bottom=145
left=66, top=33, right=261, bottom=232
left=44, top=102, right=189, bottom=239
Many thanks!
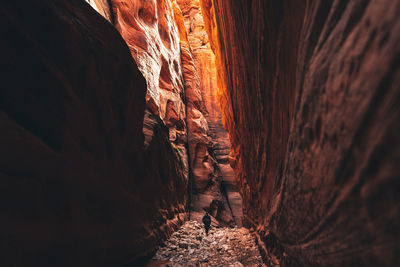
left=109, top=0, right=189, bottom=156
left=0, top=0, right=186, bottom=265
left=202, top=0, right=400, bottom=266
left=88, top=0, right=188, bottom=160
left=87, top=0, right=236, bottom=226
left=178, top=0, right=243, bottom=226
left=173, top=2, right=221, bottom=225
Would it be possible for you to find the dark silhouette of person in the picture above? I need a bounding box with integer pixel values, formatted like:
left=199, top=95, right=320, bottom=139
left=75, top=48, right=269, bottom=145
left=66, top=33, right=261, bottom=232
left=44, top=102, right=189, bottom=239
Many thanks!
left=202, top=211, right=211, bottom=235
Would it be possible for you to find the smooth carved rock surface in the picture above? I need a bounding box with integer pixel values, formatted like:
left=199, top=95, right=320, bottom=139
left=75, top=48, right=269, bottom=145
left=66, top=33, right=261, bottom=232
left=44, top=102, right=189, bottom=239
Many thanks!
left=85, top=0, right=189, bottom=160
left=111, top=0, right=185, bottom=121
left=88, top=1, right=232, bottom=226
left=202, top=0, right=400, bottom=266
left=178, top=0, right=243, bottom=227
left=0, top=1, right=186, bottom=266
left=174, top=2, right=228, bottom=226
left=108, top=0, right=191, bottom=168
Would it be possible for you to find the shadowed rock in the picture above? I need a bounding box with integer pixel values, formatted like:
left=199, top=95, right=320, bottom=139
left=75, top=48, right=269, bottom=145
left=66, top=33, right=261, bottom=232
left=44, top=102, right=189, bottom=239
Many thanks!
left=0, top=1, right=186, bottom=265
left=201, top=0, right=400, bottom=265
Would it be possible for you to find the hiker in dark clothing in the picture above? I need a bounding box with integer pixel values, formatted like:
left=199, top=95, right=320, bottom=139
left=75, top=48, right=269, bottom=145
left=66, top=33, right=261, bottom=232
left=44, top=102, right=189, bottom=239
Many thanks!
left=202, top=211, right=211, bottom=235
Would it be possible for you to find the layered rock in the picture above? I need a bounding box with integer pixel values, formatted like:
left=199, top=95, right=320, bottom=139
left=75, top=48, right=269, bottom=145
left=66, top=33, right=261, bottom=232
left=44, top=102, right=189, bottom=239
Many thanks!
left=0, top=0, right=186, bottom=266
left=86, top=1, right=235, bottom=226
left=202, top=0, right=400, bottom=266
left=177, top=0, right=243, bottom=226
left=109, top=0, right=189, bottom=154
left=87, top=0, right=188, bottom=152
left=172, top=2, right=218, bottom=224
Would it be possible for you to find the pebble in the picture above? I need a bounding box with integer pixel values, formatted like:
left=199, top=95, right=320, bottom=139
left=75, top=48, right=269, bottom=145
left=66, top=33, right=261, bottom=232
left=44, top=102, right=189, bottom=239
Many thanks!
left=149, top=220, right=267, bottom=267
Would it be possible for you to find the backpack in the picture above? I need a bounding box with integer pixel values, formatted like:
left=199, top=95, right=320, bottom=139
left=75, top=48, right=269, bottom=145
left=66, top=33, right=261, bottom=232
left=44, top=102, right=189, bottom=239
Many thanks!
left=202, top=214, right=211, bottom=225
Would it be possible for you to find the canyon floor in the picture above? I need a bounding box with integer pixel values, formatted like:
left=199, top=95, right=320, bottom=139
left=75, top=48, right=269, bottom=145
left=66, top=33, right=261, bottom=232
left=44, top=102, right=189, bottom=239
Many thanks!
left=146, top=221, right=266, bottom=267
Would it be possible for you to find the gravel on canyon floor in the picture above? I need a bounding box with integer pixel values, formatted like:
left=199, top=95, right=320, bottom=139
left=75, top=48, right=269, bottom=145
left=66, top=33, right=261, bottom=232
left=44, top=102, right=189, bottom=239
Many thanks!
left=147, top=220, right=267, bottom=267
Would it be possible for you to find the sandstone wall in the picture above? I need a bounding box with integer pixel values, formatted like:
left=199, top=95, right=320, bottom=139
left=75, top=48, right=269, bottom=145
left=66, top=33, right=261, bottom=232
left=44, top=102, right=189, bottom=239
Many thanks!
left=201, top=0, right=400, bottom=265
left=0, top=0, right=186, bottom=265
left=87, top=0, right=240, bottom=226
left=109, top=0, right=190, bottom=158
left=177, top=0, right=243, bottom=226
left=86, top=0, right=234, bottom=226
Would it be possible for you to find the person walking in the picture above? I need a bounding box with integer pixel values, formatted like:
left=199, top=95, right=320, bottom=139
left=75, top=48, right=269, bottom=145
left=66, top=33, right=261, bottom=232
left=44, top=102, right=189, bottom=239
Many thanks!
left=202, top=211, right=211, bottom=235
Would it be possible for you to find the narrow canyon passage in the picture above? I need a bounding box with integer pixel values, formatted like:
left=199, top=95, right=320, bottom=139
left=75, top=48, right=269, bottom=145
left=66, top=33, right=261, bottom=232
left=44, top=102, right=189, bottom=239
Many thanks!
left=1, top=0, right=399, bottom=267
left=177, top=0, right=243, bottom=227
left=85, top=0, right=243, bottom=228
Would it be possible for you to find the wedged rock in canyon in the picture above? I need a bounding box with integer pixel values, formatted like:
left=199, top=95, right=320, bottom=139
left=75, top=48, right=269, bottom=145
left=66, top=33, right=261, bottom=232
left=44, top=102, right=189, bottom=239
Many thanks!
left=0, top=0, right=186, bottom=265
left=202, top=0, right=400, bottom=266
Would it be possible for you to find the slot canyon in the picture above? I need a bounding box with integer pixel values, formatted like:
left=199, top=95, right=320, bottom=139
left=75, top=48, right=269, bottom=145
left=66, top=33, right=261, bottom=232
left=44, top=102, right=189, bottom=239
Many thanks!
left=0, top=0, right=399, bottom=266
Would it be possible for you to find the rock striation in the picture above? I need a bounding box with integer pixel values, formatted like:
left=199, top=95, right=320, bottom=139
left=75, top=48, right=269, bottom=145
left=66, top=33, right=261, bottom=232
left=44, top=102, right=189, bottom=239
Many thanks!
left=201, top=0, right=400, bottom=266
left=108, top=0, right=190, bottom=164
left=0, top=0, right=186, bottom=266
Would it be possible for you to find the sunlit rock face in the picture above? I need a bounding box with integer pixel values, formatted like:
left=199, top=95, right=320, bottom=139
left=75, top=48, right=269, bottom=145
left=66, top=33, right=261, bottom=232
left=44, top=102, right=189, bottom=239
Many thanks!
left=173, top=3, right=221, bottom=223
left=202, top=0, right=400, bottom=266
left=177, top=0, right=243, bottom=226
left=86, top=0, right=240, bottom=227
left=88, top=0, right=189, bottom=152
left=93, top=0, right=241, bottom=226
left=109, top=0, right=189, bottom=154
left=85, top=0, right=113, bottom=21
left=0, top=0, right=186, bottom=265
left=106, top=0, right=221, bottom=224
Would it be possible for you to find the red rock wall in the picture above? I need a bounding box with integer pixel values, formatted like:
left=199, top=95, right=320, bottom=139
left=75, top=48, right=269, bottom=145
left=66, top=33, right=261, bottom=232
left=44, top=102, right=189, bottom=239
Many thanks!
left=173, top=2, right=220, bottom=224
left=202, top=0, right=400, bottom=265
left=0, top=0, right=186, bottom=265
left=89, top=0, right=235, bottom=226
left=89, top=0, right=240, bottom=226
left=109, top=0, right=189, bottom=153
left=177, top=0, right=243, bottom=226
